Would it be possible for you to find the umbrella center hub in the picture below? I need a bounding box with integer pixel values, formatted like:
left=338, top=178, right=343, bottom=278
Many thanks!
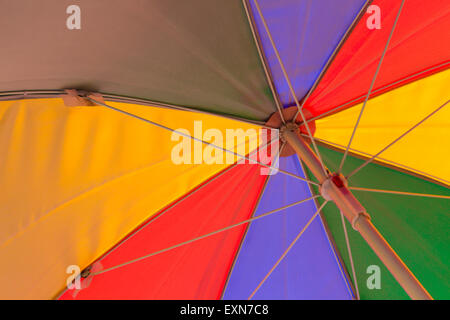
left=279, top=122, right=299, bottom=143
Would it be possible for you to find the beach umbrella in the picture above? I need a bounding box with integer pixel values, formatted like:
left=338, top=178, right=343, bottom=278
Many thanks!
left=0, top=0, right=448, bottom=300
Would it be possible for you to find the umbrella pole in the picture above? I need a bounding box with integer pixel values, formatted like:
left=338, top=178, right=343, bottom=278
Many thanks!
left=282, top=126, right=432, bottom=300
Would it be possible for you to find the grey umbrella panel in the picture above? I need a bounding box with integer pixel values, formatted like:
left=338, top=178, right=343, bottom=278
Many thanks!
left=0, top=0, right=277, bottom=120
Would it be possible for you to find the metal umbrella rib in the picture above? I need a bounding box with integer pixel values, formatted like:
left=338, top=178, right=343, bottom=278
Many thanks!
left=248, top=201, right=329, bottom=300
left=90, top=195, right=321, bottom=277
left=338, top=0, right=405, bottom=173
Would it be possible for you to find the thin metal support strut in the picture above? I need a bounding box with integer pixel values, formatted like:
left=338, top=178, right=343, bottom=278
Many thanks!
left=282, top=124, right=432, bottom=300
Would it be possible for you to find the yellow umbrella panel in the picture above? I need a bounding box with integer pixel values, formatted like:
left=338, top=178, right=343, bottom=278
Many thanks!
left=0, top=98, right=262, bottom=299
left=314, top=69, right=450, bottom=185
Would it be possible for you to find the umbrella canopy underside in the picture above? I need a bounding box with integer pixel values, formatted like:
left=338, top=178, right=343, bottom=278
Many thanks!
left=0, top=0, right=449, bottom=299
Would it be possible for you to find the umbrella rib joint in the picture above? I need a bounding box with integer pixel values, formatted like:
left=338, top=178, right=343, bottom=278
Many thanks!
left=280, top=122, right=433, bottom=300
